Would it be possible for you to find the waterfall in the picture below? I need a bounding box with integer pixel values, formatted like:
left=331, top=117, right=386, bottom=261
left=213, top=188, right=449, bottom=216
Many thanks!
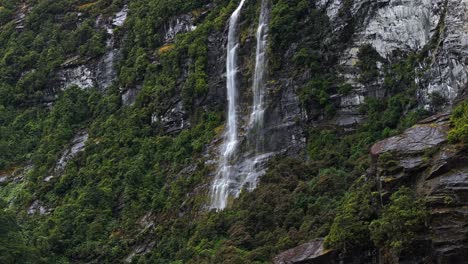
left=210, top=0, right=247, bottom=210
left=210, top=0, right=271, bottom=210
left=240, top=0, right=271, bottom=192
left=249, top=0, right=269, bottom=150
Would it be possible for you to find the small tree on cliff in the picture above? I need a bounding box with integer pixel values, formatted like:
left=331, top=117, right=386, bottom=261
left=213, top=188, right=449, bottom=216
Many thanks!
left=369, top=187, right=428, bottom=256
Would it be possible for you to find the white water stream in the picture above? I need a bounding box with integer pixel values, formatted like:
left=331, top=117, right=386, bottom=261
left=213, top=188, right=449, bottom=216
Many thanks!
left=210, top=0, right=270, bottom=210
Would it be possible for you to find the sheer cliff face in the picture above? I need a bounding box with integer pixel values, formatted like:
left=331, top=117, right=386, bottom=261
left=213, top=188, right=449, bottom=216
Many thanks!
left=3, top=0, right=468, bottom=262
left=44, top=0, right=467, bottom=139
left=319, top=0, right=467, bottom=123
left=371, top=112, right=468, bottom=263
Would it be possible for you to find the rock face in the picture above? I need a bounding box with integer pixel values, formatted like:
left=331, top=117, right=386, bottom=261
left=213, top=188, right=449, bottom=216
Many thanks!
left=371, top=112, right=450, bottom=157
left=55, top=5, right=129, bottom=91
left=318, top=0, right=468, bottom=126
left=273, top=239, right=336, bottom=264
left=57, top=64, right=95, bottom=90
left=14, top=3, right=31, bottom=30
left=276, top=110, right=467, bottom=263
left=420, top=0, right=468, bottom=108
left=273, top=239, right=378, bottom=264
left=371, top=111, right=468, bottom=263
left=45, top=130, right=88, bottom=182
left=27, top=200, right=51, bottom=215
left=151, top=101, right=190, bottom=134
left=164, top=14, right=196, bottom=43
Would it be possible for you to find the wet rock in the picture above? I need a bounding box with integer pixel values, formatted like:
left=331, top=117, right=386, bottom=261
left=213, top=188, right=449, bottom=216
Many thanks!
left=96, top=5, right=128, bottom=90
left=152, top=101, right=190, bottom=134
left=27, top=200, right=51, bottom=215
left=273, top=239, right=336, bottom=264
left=316, top=0, right=342, bottom=22
left=14, top=3, right=31, bottom=30
left=96, top=46, right=119, bottom=90
left=54, top=5, right=128, bottom=92
left=164, top=14, right=196, bottom=43
left=419, top=0, right=468, bottom=107
left=47, top=131, right=88, bottom=182
left=370, top=111, right=450, bottom=156
left=0, top=176, right=7, bottom=184
left=112, top=5, right=129, bottom=27
left=57, top=65, right=95, bottom=90
left=371, top=111, right=468, bottom=262
left=121, top=86, right=140, bottom=106
left=124, top=241, right=156, bottom=263
left=322, top=0, right=466, bottom=122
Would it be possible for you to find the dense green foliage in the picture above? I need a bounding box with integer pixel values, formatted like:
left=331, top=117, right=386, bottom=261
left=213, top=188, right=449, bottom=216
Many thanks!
left=0, top=0, right=443, bottom=263
left=448, top=100, right=468, bottom=144
left=325, top=178, right=375, bottom=251
left=0, top=0, right=121, bottom=104
left=326, top=184, right=428, bottom=256
left=0, top=200, right=37, bottom=263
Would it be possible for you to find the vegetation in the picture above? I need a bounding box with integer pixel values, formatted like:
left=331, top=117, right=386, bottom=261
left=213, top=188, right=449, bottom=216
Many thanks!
left=369, top=187, right=428, bottom=255
left=0, top=0, right=445, bottom=263
left=325, top=178, right=375, bottom=251
left=0, top=199, right=37, bottom=263
left=357, top=44, right=382, bottom=84
left=448, top=100, right=468, bottom=144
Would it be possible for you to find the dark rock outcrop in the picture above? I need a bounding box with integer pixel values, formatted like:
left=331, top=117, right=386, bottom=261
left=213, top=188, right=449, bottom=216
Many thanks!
left=275, top=110, right=467, bottom=263
left=273, top=239, right=336, bottom=264
left=273, top=239, right=378, bottom=264
left=371, top=111, right=468, bottom=263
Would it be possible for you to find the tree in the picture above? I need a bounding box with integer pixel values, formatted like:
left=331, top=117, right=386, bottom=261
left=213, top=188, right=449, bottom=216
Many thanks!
left=0, top=200, right=37, bottom=263
left=324, top=178, right=375, bottom=251
left=369, top=187, right=427, bottom=255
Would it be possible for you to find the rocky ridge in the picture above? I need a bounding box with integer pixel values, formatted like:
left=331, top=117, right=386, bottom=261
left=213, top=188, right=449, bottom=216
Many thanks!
left=274, top=109, right=467, bottom=263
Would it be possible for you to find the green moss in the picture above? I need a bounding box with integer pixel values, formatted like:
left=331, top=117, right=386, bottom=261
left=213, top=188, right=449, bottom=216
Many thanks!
left=448, top=100, right=468, bottom=144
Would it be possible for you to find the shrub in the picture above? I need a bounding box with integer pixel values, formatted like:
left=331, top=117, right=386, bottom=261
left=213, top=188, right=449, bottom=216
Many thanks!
left=325, top=178, right=375, bottom=251
left=448, top=100, right=468, bottom=144
left=369, top=187, right=427, bottom=255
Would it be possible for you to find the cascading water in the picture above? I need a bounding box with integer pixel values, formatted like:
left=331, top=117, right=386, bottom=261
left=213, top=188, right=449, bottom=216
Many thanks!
left=209, top=0, right=247, bottom=210
left=210, top=0, right=271, bottom=210
left=240, top=0, right=271, bottom=192
left=249, top=0, right=269, bottom=133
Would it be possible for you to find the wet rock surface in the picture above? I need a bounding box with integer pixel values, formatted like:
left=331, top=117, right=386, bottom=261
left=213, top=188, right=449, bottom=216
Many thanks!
left=419, top=0, right=468, bottom=108
left=27, top=200, right=51, bottom=215
left=164, top=14, right=196, bottom=43
left=54, top=5, right=129, bottom=91
left=273, top=239, right=378, bottom=264
left=371, top=111, right=468, bottom=262
left=273, top=239, right=336, bottom=264
left=45, top=130, right=88, bottom=182
left=152, top=101, right=190, bottom=134
left=370, top=112, right=451, bottom=157
left=318, top=0, right=467, bottom=125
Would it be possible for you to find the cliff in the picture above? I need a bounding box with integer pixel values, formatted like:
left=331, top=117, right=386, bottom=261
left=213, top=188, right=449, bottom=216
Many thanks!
left=0, top=0, right=466, bottom=263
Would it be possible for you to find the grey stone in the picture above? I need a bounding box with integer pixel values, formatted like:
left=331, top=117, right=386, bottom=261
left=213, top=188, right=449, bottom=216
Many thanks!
left=273, top=239, right=336, bottom=264
left=371, top=122, right=449, bottom=156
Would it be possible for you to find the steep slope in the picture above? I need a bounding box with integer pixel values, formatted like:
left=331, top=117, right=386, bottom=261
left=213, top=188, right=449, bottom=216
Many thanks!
left=0, top=0, right=467, bottom=263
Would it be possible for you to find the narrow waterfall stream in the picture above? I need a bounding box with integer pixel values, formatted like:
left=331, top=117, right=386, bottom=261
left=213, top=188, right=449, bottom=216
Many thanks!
left=241, top=0, right=271, bottom=191
left=210, top=0, right=270, bottom=210
left=210, top=0, right=247, bottom=210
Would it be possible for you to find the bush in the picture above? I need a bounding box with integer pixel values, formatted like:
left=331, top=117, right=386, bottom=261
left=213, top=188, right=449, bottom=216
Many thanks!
left=324, top=177, right=375, bottom=251
left=369, top=187, right=427, bottom=255
left=448, top=100, right=468, bottom=144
